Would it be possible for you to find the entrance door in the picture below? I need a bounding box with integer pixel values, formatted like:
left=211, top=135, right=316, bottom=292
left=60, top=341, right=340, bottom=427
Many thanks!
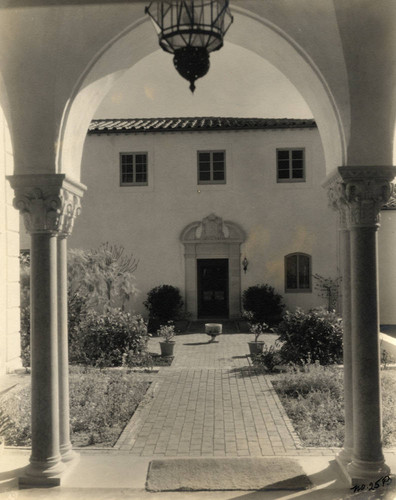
left=197, top=259, right=229, bottom=318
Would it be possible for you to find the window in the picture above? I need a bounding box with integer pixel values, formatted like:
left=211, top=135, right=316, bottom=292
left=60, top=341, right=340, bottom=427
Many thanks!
left=120, top=153, right=148, bottom=186
left=277, top=149, right=305, bottom=182
left=198, top=151, right=226, bottom=184
left=285, top=253, right=311, bottom=292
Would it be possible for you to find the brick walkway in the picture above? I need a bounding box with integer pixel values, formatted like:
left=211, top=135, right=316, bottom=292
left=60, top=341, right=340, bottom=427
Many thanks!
left=115, top=332, right=336, bottom=457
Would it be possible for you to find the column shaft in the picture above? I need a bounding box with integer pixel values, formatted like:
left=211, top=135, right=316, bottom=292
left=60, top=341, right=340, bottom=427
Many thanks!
left=28, top=232, right=64, bottom=477
left=58, top=235, right=75, bottom=462
left=339, top=228, right=353, bottom=462
left=348, top=226, right=389, bottom=478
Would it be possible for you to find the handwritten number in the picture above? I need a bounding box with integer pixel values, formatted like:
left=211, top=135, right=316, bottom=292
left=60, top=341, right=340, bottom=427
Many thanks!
left=351, top=476, right=392, bottom=493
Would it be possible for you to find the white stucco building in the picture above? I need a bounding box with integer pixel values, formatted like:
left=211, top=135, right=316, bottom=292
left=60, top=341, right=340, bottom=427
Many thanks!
left=58, top=117, right=337, bottom=319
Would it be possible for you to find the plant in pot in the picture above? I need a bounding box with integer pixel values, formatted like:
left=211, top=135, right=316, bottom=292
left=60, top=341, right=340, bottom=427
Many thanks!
left=157, top=321, right=176, bottom=357
left=247, top=321, right=268, bottom=356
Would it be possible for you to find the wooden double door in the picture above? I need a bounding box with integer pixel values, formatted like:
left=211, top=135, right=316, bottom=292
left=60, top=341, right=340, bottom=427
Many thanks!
left=197, top=259, right=229, bottom=318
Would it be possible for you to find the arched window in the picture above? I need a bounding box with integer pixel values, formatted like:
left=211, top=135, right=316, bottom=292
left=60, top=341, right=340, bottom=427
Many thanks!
left=285, top=253, right=311, bottom=292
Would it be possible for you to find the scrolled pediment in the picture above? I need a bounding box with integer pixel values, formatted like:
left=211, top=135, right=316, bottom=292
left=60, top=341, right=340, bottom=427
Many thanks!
left=180, top=213, right=245, bottom=243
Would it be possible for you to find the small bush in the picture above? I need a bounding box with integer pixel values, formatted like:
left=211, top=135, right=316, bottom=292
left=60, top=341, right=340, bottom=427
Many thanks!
left=144, top=285, right=184, bottom=325
left=75, top=309, right=150, bottom=367
left=252, top=342, right=282, bottom=372
left=275, top=307, right=343, bottom=365
left=242, top=284, right=284, bottom=326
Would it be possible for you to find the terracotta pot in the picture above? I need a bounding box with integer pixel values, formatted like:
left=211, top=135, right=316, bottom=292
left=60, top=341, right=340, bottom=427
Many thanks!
left=248, top=341, right=265, bottom=356
left=160, top=341, right=175, bottom=357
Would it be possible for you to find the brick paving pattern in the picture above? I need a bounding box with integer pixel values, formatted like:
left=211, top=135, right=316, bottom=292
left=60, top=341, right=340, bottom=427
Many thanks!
left=115, top=330, right=339, bottom=457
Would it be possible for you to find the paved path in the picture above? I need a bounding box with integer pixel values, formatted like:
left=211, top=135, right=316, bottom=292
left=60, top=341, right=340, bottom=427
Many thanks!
left=115, top=332, right=315, bottom=457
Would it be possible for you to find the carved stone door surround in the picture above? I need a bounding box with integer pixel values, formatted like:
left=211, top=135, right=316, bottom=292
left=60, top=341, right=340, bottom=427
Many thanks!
left=180, top=214, right=246, bottom=319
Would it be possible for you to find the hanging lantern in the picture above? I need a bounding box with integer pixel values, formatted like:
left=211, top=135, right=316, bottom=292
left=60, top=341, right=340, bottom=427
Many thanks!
left=145, top=1, right=233, bottom=92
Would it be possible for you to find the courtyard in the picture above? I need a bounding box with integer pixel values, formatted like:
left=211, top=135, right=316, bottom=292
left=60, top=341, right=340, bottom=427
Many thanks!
left=1, top=327, right=396, bottom=498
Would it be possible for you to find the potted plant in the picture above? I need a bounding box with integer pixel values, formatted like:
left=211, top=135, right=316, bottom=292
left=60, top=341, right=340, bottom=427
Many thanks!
left=158, top=322, right=176, bottom=357
left=247, top=322, right=268, bottom=356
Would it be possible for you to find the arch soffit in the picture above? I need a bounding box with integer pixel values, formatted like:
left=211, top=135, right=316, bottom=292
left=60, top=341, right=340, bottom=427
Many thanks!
left=59, top=5, right=347, bottom=181
left=180, top=214, right=246, bottom=244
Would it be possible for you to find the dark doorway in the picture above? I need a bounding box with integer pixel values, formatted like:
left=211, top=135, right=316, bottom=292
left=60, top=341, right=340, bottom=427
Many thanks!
left=197, top=259, right=229, bottom=318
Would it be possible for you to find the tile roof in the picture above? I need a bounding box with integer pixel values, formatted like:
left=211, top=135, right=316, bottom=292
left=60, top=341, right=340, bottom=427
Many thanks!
left=88, top=117, right=317, bottom=134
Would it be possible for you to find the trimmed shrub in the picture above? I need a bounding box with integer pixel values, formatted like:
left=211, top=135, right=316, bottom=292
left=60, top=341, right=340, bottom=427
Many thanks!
left=242, top=284, right=284, bottom=326
left=74, top=309, right=150, bottom=368
left=144, top=285, right=184, bottom=325
left=275, top=307, right=343, bottom=365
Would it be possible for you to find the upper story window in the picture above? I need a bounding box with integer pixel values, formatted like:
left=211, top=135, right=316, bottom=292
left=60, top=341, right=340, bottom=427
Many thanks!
left=198, top=151, right=226, bottom=184
left=277, top=148, right=305, bottom=182
left=120, top=152, right=148, bottom=186
left=285, top=253, right=311, bottom=292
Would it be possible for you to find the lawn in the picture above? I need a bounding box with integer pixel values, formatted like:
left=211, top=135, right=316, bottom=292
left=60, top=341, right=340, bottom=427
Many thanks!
left=0, top=366, right=153, bottom=448
left=271, top=364, right=396, bottom=447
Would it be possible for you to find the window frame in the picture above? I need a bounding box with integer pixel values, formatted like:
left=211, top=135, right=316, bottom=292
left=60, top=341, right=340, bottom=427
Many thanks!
left=284, top=252, right=312, bottom=293
left=119, top=152, right=148, bottom=186
left=276, top=148, right=305, bottom=183
left=197, top=150, right=226, bottom=185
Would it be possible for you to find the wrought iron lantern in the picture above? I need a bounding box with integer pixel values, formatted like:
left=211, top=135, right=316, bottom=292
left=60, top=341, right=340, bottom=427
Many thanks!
left=145, top=1, right=233, bottom=92
left=242, top=257, right=248, bottom=273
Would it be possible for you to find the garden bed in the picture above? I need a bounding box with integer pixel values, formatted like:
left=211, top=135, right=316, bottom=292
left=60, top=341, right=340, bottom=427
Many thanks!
left=271, top=365, right=396, bottom=447
left=0, top=366, right=153, bottom=448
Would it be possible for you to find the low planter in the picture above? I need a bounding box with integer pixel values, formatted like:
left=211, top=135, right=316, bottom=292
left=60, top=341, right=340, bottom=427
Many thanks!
left=205, top=323, right=222, bottom=343
left=247, top=341, right=265, bottom=356
left=160, top=341, right=176, bottom=357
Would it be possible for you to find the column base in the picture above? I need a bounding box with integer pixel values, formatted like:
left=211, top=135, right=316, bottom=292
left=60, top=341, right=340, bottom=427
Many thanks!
left=335, top=447, right=353, bottom=484
left=346, top=458, right=391, bottom=486
left=60, top=443, right=79, bottom=463
left=19, top=452, right=80, bottom=488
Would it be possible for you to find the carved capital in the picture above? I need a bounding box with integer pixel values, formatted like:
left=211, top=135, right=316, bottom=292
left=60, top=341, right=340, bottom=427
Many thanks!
left=7, top=174, right=86, bottom=235
left=58, top=190, right=82, bottom=237
left=323, top=171, right=348, bottom=229
left=338, top=166, right=396, bottom=228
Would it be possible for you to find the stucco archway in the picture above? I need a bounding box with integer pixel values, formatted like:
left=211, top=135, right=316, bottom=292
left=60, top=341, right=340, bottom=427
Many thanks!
left=2, top=0, right=395, bottom=488
left=59, top=6, right=345, bottom=182
left=181, top=214, right=245, bottom=319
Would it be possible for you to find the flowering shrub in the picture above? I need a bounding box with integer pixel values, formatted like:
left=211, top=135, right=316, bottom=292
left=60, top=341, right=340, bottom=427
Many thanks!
left=75, top=310, right=150, bottom=367
left=249, top=321, right=269, bottom=343
left=157, top=322, right=176, bottom=342
left=275, top=307, right=343, bottom=365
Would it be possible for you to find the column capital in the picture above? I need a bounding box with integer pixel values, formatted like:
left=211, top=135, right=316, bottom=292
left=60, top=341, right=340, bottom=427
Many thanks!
left=323, top=170, right=349, bottom=229
left=338, top=166, right=395, bottom=228
left=7, top=174, right=86, bottom=235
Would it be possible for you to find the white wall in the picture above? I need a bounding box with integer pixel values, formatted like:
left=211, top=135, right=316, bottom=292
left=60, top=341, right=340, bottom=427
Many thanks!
left=0, top=108, right=21, bottom=374
left=378, top=211, right=396, bottom=325
left=69, top=125, right=339, bottom=318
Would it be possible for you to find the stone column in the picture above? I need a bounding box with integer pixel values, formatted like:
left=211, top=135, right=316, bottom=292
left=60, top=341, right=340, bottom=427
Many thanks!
left=339, top=166, right=395, bottom=483
left=57, top=189, right=82, bottom=462
left=325, top=175, right=353, bottom=466
left=8, top=174, right=85, bottom=485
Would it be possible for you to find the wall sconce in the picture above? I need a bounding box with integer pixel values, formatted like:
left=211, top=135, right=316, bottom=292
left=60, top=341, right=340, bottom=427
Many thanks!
left=242, top=257, right=248, bottom=273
